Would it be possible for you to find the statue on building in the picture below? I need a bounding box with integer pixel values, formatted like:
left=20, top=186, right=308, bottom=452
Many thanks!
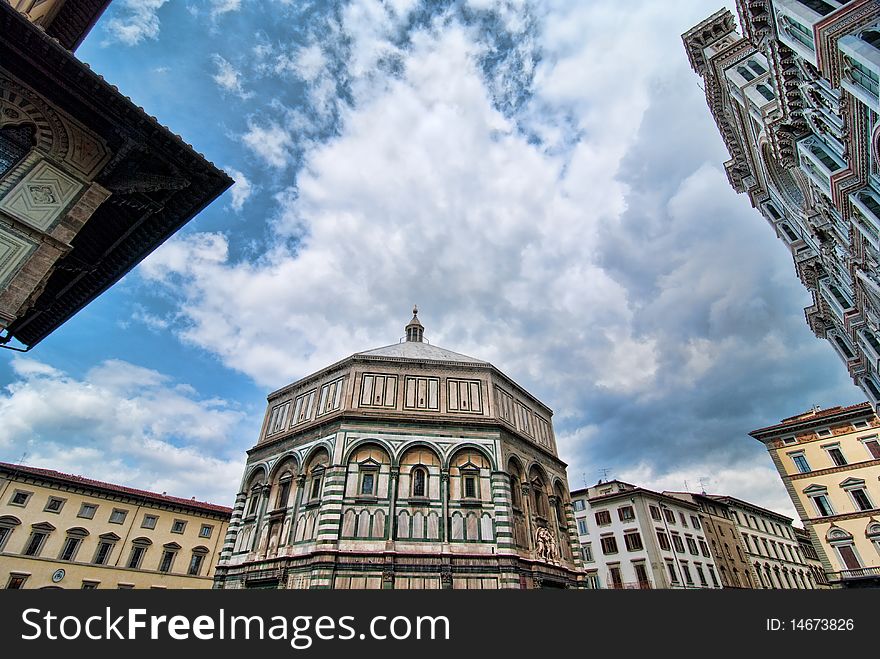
left=535, top=526, right=557, bottom=563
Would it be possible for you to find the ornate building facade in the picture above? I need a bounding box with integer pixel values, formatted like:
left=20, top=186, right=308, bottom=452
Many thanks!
left=0, top=1, right=231, bottom=348
left=683, top=2, right=880, bottom=409
left=751, top=402, right=880, bottom=587
left=214, top=310, right=584, bottom=589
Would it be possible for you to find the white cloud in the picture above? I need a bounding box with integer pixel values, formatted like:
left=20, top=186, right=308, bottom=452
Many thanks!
left=0, top=358, right=250, bottom=505
left=241, top=120, right=294, bottom=169
left=211, top=54, right=253, bottom=99
left=223, top=167, right=255, bottom=211
left=209, top=0, right=243, bottom=18
left=102, top=0, right=170, bottom=46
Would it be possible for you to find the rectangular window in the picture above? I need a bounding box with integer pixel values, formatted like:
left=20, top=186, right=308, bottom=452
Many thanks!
left=618, top=506, right=635, bottom=522
left=44, top=497, right=65, bottom=513
left=672, top=534, right=685, bottom=553
left=679, top=512, right=688, bottom=527
left=812, top=494, right=834, bottom=517
left=826, top=446, right=847, bottom=466
left=0, top=527, right=11, bottom=552
left=199, top=524, right=213, bottom=539
left=681, top=563, right=693, bottom=585
left=666, top=561, right=679, bottom=584
left=686, top=537, right=699, bottom=555
left=59, top=537, right=81, bottom=562
left=707, top=566, right=719, bottom=588
left=188, top=553, right=205, bottom=576
left=171, top=520, right=187, bottom=534
left=595, top=510, right=611, bottom=526
left=573, top=499, right=586, bottom=512
left=696, top=564, right=708, bottom=587
left=23, top=531, right=47, bottom=557
left=93, top=541, right=114, bottom=566
left=650, top=505, right=661, bottom=521
left=624, top=531, right=643, bottom=552
left=141, top=515, right=158, bottom=530
left=608, top=566, right=623, bottom=588
left=851, top=488, right=873, bottom=512
left=159, top=550, right=176, bottom=573
left=6, top=575, right=27, bottom=589
left=577, top=519, right=588, bottom=535
left=790, top=453, right=811, bottom=473
left=127, top=546, right=146, bottom=569
left=464, top=476, right=478, bottom=499
left=78, top=503, right=97, bottom=519
left=862, top=438, right=880, bottom=460
left=81, top=581, right=99, bottom=589
left=657, top=530, right=670, bottom=551
left=360, top=472, right=376, bottom=496
left=663, top=508, right=676, bottom=524
left=699, top=539, right=710, bottom=557
left=600, top=536, right=618, bottom=555
left=9, top=490, right=31, bottom=507
left=582, top=543, right=593, bottom=563
left=690, top=515, right=701, bottom=530
left=310, top=476, right=322, bottom=500
left=109, top=509, right=127, bottom=525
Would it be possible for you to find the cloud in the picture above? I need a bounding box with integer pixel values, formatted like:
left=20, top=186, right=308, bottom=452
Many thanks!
left=131, top=0, right=863, bottom=517
left=0, top=358, right=251, bottom=504
left=209, top=0, right=243, bottom=18
left=211, top=54, right=253, bottom=99
left=102, top=0, right=170, bottom=46
left=241, top=120, right=295, bottom=169
left=223, top=167, right=255, bottom=211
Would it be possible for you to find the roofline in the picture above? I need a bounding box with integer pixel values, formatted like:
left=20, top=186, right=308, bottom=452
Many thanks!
left=705, top=495, right=793, bottom=524
left=265, top=349, right=554, bottom=417
left=0, top=462, right=232, bottom=518
left=749, top=402, right=874, bottom=440
left=585, top=486, right=700, bottom=510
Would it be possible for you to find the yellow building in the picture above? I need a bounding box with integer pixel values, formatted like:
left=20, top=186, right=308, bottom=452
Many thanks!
left=751, top=403, right=880, bottom=588
left=0, top=462, right=231, bottom=589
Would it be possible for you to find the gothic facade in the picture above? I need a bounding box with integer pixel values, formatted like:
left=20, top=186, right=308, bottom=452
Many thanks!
left=683, top=1, right=880, bottom=409
left=214, top=310, right=584, bottom=589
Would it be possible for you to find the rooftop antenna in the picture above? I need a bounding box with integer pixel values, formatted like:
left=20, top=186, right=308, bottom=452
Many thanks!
left=698, top=477, right=711, bottom=495
left=598, top=468, right=611, bottom=483
left=684, top=480, right=691, bottom=492
left=581, top=472, right=588, bottom=488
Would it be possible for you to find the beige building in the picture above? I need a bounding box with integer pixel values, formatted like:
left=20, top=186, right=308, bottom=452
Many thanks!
left=707, top=495, right=816, bottom=589
left=665, top=492, right=756, bottom=589
left=215, top=309, right=584, bottom=589
left=0, top=462, right=231, bottom=589
left=751, top=402, right=880, bottom=588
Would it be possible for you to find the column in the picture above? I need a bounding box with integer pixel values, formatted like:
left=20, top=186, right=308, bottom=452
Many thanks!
left=386, top=466, right=400, bottom=548
left=286, top=475, right=306, bottom=545
left=218, top=490, right=247, bottom=563
left=440, top=469, right=450, bottom=545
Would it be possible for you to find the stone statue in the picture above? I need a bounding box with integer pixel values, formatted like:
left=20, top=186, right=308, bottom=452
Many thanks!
left=535, top=526, right=558, bottom=563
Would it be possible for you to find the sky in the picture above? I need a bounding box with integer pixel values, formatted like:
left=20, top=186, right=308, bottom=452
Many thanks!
left=0, top=0, right=865, bottom=518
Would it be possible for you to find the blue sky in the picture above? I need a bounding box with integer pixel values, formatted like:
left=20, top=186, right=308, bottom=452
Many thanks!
left=0, top=0, right=864, bottom=516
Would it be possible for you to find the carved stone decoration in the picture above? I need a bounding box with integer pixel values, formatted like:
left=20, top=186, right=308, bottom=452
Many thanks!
left=0, top=158, right=83, bottom=231
left=0, top=223, right=37, bottom=291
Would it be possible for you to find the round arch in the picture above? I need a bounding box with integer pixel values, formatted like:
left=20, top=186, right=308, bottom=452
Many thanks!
left=444, top=443, right=496, bottom=471
left=341, top=438, right=394, bottom=466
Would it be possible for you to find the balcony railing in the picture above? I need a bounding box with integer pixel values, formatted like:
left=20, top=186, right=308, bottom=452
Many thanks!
left=828, top=566, right=880, bottom=581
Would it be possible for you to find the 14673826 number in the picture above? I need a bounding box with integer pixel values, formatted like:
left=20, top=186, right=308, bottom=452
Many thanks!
left=790, top=619, right=854, bottom=631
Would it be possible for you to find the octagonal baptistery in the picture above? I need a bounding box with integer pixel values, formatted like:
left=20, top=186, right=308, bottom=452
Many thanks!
left=214, top=309, right=585, bottom=589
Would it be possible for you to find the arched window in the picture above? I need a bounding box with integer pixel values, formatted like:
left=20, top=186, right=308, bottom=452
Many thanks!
left=0, top=124, right=34, bottom=179
left=411, top=466, right=427, bottom=498
left=510, top=475, right=521, bottom=508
